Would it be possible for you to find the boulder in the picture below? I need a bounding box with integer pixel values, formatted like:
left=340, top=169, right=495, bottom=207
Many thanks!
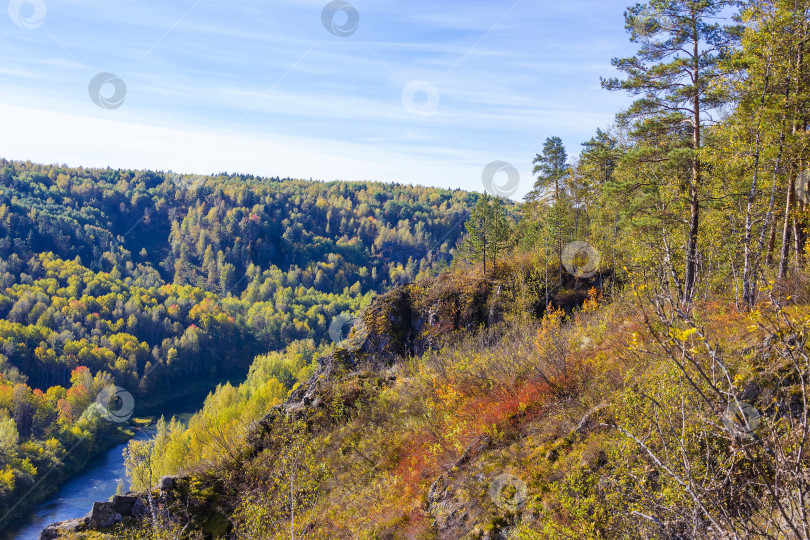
left=112, top=494, right=138, bottom=514
left=130, top=496, right=149, bottom=517
left=40, top=493, right=150, bottom=538
left=39, top=517, right=87, bottom=539
left=87, top=501, right=122, bottom=529
left=159, top=476, right=176, bottom=491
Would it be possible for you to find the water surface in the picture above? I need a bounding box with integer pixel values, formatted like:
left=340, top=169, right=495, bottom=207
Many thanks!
left=1, top=427, right=155, bottom=540
left=2, top=388, right=211, bottom=540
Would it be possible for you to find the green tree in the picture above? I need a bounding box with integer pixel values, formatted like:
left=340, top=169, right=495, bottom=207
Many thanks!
left=602, top=0, right=740, bottom=303
left=464, top=194, right=510, bottom=274
left=527, top=136, right=569, bottom=203
left=579, top=128, right=622, bottom=186
left=220, top=263, right=236, bottom=296
left=0, top=415, right=18, bottom=460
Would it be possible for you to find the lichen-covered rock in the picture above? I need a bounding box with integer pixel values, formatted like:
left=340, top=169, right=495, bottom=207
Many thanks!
left=159, top=476, right=176, bottom=491
left=426, top=436, right=495, bottom=538
left=41, top=492, right=152, bottom=537
left=39, top=517, right=87, bottom=539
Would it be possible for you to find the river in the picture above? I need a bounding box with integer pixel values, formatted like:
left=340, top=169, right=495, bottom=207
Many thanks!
left=1, top=388, right=214, bottom=540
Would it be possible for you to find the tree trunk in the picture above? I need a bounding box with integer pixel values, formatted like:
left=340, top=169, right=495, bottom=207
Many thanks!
left=778, top=172, right=796, bottom=278
left=779, top=30, right=806, bottom=278
left=483, top=236, right=487, bottom=274
left=792, top=41, right=808, bottom=270
left=766, top=217, right=778, bottom=265
left=743, top=67, right=775, bottom=309
left=742, top=126, right=763, bottom=309
left=684, top=25, right=702, bottom=305
left=793, top=213, right=804, bottom=268
left=765, top=83, right=791, bottom=268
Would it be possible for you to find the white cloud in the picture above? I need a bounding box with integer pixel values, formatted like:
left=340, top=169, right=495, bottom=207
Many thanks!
left=0, top=0, right=644, bottom=201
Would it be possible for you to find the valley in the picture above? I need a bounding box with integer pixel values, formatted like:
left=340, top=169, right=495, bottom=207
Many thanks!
left=2, top=0, right=810, bottom=538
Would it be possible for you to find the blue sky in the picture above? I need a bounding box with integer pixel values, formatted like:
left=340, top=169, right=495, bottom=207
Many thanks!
left=0, top=0, right=639, bottom=199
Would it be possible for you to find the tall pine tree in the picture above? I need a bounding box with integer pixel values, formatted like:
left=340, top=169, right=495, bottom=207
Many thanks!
left=602, top=0, right=740, bottom=304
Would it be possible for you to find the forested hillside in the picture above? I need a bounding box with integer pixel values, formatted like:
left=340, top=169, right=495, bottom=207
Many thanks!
left=0, top=163, right=476, bottom=386
left=0, top=161, right=478, bottom=527
left=31, top=0, right=810, bottom=538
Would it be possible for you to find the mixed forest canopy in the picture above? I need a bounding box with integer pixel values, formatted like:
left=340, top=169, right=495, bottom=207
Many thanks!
left=0, top=161, right=476, bottom=389
left=8, top=0, right=810, bottom=537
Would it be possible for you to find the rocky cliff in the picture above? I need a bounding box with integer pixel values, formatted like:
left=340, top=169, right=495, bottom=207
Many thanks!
left=39, top=269, right=610, bottom=539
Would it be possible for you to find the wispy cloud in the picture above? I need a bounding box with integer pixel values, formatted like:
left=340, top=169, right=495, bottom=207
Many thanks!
left=0, top=0, right=639, bottom=199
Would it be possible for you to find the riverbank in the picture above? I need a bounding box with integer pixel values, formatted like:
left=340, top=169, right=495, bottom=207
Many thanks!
left=0, top=426, right=148, bottom=540
left=0, top=425, right=133, bottom=536
left=0, top=373, right=243, bottom=538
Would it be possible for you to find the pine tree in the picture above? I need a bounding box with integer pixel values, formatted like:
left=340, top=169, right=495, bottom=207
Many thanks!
left=489, top=198, right=511, bottom=271
left=464, top=194, right=510, bottom=274
left=527, top=137, right=569, bottom=203
left=524, top=137, right=575, bottom=270
left=602, top=0, right=740, bottom=304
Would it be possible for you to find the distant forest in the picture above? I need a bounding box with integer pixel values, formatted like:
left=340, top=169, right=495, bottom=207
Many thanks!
left=0, top=161, right=477, bottom=391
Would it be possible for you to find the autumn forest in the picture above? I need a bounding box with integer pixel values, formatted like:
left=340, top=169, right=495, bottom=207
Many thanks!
left=6, top=0, right=810, bottom=538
